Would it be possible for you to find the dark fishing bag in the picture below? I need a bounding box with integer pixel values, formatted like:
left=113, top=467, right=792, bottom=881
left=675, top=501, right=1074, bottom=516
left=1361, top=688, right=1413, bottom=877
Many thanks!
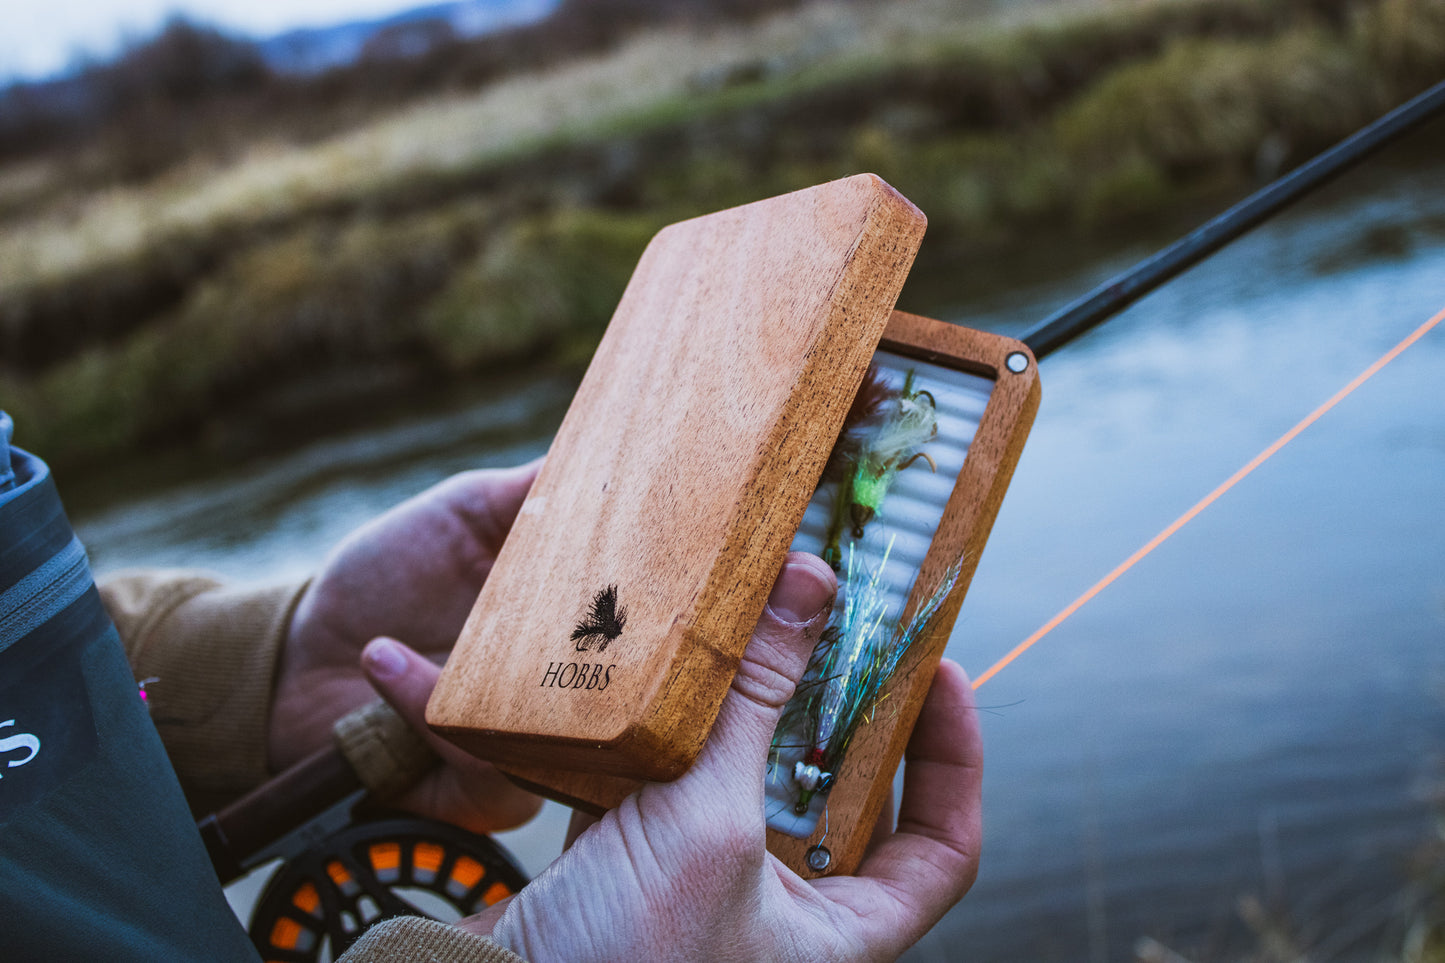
left=0, top=413, right=257, bottom=961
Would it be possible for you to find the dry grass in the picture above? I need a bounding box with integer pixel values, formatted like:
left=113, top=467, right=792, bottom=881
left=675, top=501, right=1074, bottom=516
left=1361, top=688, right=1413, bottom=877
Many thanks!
left=0, top=0, right=1017, bottom=293
left=3, top=0, right=1442, bottom=467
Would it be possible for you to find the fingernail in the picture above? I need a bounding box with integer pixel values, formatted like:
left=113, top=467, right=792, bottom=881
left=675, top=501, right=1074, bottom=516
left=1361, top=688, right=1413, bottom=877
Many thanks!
left=767, top=557, right=836, bottom=624
left=365, top=638, right=408, bottom=680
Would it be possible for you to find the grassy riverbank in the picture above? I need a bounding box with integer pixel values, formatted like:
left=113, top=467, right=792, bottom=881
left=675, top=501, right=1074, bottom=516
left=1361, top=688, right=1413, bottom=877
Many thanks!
left=2, top=0, right=1443, bottom=468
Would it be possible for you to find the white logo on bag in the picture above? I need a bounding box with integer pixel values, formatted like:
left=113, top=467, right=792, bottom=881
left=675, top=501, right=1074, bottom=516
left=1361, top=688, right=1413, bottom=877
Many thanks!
left=0, top=719, right=40, bottom=775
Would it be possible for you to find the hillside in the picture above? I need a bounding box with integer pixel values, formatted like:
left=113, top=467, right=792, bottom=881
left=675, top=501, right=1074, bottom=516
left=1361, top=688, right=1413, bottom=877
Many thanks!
left=1, top=0, right=1442, bottom=469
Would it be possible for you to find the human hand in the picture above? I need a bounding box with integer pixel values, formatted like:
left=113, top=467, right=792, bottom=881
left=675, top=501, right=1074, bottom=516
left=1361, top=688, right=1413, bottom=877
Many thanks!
left=268, top=461, right=543, bottom=832
left=453, top=552, right=984, bottom=961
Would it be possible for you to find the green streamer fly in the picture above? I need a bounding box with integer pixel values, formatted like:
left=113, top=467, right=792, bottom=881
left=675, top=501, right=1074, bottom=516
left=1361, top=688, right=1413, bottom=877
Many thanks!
left=822, top=368, right=939, bottom=569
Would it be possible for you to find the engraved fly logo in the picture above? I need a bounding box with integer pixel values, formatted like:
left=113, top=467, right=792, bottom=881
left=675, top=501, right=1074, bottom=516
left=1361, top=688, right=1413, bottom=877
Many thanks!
left=0, top=720, right=41, bottom=777
left=572, top=585, right=627, bottom=653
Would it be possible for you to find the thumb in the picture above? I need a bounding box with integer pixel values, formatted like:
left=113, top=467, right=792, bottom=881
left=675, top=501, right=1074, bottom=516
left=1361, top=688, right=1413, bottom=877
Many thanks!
left=688, top=553, right=835, bottom=798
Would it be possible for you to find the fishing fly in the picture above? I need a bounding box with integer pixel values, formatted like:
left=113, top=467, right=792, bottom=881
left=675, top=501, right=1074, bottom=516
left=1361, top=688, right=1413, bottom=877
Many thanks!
left=771, top=540, right=963, bottom=816
left=821, top=365, right=940, bottom=569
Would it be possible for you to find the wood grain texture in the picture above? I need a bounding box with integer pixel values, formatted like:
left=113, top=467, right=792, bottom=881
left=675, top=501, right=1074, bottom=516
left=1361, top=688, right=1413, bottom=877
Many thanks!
left=426, top=175, right=926, bottom=780
left=499, top=313, right=1041, bottom=882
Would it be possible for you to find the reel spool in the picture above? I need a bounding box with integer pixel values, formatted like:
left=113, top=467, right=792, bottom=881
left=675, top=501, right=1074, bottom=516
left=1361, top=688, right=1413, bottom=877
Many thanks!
left=198, top=742, right=529, bottom=959
left=249, top=816, right=526, bottom=962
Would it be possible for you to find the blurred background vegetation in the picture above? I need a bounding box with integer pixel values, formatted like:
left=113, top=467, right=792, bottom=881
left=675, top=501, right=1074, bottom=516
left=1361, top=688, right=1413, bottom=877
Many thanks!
left=0, top=0, right=1442, bottom=472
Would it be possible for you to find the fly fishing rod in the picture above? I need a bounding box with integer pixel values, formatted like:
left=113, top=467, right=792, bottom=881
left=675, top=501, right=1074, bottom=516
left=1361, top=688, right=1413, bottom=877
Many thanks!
left=1022, top=77, right=1445, bottom=361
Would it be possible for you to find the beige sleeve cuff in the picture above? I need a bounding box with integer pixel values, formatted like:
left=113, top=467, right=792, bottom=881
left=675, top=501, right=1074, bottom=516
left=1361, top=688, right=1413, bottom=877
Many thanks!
left=99, top=569, right=308, bottom=812
left=338, top=918, right=527, bottom=963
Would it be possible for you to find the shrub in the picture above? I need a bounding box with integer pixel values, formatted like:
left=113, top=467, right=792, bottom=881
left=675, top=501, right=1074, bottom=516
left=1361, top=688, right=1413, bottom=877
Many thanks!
left=422, top=207, right=662, bottom=369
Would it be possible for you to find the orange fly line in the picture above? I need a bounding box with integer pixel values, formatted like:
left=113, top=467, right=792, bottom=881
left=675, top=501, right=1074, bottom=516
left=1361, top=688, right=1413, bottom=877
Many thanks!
left=972, top=303, right=1445, bottom=690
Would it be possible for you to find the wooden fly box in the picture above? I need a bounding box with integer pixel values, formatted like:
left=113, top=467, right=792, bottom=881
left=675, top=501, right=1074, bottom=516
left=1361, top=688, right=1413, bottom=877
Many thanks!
left=427, top=174, right=928, bottom=777
left=426, top=174, right=1039, bottom=878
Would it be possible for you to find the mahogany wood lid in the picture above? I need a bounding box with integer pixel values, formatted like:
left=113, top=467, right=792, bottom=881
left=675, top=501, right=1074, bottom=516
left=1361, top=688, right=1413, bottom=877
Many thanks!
left=426, top=174, right=927, bottom=780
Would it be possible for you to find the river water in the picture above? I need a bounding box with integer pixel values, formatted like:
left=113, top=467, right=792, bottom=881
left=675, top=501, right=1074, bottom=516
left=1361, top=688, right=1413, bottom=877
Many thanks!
left=69, top=159, right=1445, bottom=961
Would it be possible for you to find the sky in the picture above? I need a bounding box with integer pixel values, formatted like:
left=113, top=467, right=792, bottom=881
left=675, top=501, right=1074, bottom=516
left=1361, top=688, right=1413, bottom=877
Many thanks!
left=0, top=0, right=436, bottom=82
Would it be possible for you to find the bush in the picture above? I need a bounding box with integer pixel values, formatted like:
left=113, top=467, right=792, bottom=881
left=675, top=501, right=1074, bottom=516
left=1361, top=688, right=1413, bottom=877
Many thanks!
left=422, top=207, right=662, bottom=369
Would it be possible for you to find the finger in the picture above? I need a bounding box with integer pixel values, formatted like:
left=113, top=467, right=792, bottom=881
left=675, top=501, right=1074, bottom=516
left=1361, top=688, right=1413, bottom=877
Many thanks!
left=363, top=637, right=541, bottom=831
left=894, top=660, right=982, bottom=865
left=842, top=659, right=982, bottom=951
left=362, top=637, right=467, bottom=763
left=686, top=553, right=835, bottom=804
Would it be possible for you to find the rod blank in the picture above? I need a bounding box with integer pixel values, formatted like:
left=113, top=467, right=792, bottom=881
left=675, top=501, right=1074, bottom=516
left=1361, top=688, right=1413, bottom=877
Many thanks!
left=1022, top=79, right=1445, bottom=360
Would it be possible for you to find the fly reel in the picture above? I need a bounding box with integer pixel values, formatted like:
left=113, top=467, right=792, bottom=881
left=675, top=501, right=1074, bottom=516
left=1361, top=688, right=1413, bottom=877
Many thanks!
left=248, top=815, right=526, bottom=962
left=199, top=745, right=529, bottom=962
